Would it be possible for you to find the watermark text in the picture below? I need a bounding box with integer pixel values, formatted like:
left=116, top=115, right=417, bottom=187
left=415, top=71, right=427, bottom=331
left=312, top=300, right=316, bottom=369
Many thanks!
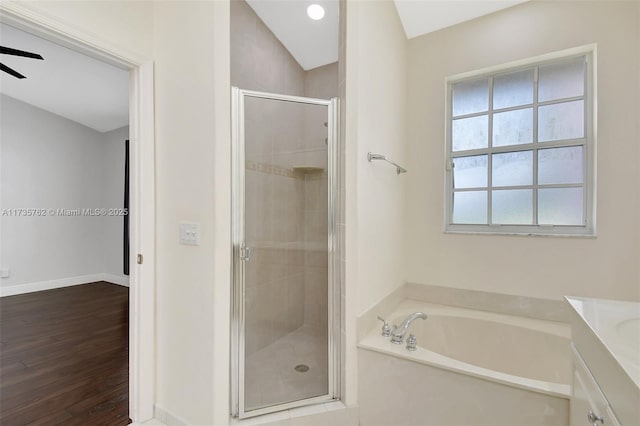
left=2, top=208, right=128, bottom=217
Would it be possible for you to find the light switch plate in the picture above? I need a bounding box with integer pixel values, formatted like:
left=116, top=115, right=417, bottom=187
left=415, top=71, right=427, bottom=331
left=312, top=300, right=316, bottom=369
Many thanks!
left=179, top=222, right=200, bottom=246
left=1, top=268, right=9, bottom=278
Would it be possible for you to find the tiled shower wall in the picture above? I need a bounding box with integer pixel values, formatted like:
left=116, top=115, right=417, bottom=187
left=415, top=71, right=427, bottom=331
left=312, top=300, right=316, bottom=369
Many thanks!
left=303, top=172, right=329, bottom=327
left=231, top=0, right=305, bottom=95
left=303, top=64, right=338, bottom=328
left=232, top=0, right=338, bottom=355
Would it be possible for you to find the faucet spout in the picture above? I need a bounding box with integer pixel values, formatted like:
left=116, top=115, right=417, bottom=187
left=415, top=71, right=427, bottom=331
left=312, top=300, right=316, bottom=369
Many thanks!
left=390, top=312, right=427, bottom=344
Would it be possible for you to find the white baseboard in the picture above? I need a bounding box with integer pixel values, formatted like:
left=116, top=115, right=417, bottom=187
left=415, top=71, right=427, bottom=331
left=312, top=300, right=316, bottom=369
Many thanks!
left=154, top=405, right=189, bottom=426
left=102, top=273, right=130, bottom=287
left=0, top=272, right=130, bottom=297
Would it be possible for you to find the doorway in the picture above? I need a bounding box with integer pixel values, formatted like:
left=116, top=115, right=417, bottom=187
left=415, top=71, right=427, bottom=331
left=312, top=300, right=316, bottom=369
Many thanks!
left=0, top=5, right=155, bottom=423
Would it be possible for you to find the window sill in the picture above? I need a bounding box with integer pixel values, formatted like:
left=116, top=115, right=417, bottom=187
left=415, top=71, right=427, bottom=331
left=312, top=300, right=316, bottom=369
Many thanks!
left=444, top=228, right=596, bottom=238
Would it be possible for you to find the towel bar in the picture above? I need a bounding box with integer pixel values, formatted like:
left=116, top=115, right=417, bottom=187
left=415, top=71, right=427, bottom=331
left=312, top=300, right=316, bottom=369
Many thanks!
left=367, top=152, right=407, bottom=174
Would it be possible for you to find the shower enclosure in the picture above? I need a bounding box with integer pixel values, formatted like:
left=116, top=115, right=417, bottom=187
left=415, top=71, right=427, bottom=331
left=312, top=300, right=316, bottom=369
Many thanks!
left=231, top=88, right=340, bottom=418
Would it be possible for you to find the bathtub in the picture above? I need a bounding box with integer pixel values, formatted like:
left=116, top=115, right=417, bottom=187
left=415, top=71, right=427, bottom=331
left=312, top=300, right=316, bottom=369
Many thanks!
left=358, top=300, right=572, bottom=426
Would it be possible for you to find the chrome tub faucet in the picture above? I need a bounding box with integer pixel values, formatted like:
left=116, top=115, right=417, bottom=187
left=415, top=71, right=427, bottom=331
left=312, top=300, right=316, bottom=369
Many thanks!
left=390, top=312, right=427, bottom=344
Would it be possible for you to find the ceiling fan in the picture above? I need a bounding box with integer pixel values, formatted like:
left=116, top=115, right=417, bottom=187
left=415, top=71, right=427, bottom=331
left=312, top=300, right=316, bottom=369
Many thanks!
left=0, top=46, right=44, bottom=79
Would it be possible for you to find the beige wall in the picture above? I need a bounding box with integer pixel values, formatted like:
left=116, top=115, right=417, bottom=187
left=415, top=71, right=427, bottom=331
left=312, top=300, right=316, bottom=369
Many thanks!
left=24, top=0, right=153, bottom=57
left=344, top=0, right=407, bottom=316
left=305, top=62, right=339, bottom=99
left=405, top=1, right=640, bottom=302
left=153, top=2, right=222, bottom=424
left=343, top=0, right=408, bottom=406
left=211, top=3, right=232, bottom=424
left=9, top=1, right=637, bottom=425
left=153, top=2, right=232, bottom=424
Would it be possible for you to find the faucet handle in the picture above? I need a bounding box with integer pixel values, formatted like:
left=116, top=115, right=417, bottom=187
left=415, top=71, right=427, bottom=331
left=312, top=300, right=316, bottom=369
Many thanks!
left=377, top=316, right=391, bottom=337
left=406, top=334, right=417, bottom=351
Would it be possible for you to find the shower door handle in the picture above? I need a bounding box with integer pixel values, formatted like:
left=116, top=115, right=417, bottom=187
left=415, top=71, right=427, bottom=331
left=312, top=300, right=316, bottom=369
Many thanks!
left=240, top=246, right=252, bottom=261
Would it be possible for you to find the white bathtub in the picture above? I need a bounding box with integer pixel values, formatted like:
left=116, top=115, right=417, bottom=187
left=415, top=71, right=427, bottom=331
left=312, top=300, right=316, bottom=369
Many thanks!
left=358, top=300, right=572, bottom=426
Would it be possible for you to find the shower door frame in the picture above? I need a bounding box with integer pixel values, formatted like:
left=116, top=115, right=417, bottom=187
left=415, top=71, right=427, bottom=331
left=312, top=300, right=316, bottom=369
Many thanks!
left=231, top=87, right=340, bottom=419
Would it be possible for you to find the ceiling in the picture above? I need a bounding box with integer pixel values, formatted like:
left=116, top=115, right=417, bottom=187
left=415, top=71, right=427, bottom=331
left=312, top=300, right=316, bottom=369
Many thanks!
left=0, top=23, right=129, bottom=133
left=0, top=1, right=529, bottom=130
left=246, top=0, right=339, bottom=71
left=394, top=0, right=529, bottom=39
left=246, top=0, right=528, bottom=71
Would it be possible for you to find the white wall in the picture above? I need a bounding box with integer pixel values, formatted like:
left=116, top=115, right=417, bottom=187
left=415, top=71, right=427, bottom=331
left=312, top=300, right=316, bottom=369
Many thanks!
left=405, top=1, right=640, bottom=302
left=1, top=94, right=104, bottom=287
left=343, top=0, right=408, bottom=405
left=0, top=95, right=129, bottom=293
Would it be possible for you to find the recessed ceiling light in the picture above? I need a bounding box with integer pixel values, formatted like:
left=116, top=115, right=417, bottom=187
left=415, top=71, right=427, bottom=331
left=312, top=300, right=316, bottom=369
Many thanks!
left=307, top=4, right=325, bottom=20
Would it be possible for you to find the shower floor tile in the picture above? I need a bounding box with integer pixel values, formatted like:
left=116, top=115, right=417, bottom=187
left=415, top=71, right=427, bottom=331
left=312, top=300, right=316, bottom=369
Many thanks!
left=245, top=324, right=328, bottom=411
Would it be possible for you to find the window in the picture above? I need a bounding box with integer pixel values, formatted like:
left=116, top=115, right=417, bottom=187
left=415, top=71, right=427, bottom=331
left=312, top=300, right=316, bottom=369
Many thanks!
left=445, top=47, right=595, bottom=236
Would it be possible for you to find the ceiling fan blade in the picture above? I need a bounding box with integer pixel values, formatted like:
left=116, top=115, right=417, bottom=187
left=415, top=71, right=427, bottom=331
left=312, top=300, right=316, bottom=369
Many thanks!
left=0, top=63, right=26, bottom=79
left=0, top=46, right=44, bottom=60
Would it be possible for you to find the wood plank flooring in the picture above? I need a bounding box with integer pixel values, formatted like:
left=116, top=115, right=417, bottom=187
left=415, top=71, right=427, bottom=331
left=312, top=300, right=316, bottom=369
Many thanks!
left=0, top=282, right=130, bottom=425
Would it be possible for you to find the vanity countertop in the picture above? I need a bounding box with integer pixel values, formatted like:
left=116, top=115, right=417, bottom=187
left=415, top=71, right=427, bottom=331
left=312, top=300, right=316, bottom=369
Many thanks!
left=566, top=296, right=640, bottom=425
left=566, top=297, right=640, bottom=390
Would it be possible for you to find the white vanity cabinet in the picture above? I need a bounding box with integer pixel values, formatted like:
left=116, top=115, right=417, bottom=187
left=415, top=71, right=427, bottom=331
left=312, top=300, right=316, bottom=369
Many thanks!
left=571, top=345, right=621, bottom=426
left=566, top=297, right=640, bottom=426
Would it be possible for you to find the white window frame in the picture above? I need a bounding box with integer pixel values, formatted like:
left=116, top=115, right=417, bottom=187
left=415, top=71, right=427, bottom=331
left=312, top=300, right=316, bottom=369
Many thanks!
left=444, top=45, right=597, bottom=237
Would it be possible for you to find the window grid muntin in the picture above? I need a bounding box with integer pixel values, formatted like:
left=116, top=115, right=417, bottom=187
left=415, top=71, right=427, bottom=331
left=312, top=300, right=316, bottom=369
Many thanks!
left=532, top=66, right=540, bottom=225
left=448, top=55, right=589, bottom=229
left=487, top=77, right=494, bottom=223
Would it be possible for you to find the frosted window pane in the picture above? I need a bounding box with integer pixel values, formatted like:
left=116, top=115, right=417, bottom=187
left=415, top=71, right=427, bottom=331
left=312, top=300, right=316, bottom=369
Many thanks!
left=492, top=189, right=532, bottom=225
left=493, top=108, right=533, bottom=147
left=539, top=58, right=585, bottom=102
left=493, top=69, right=534, bottom=109
left=452, top=78, right=489, bottom=116
left=538, top=100, right=584, bottom=142
left=538, top=146, right=583, bottom=185
left=538, top=187, right=583, bottom=225
left=453, top=191, right=487, bottom=224
left=453, top=155, right=487, bottom=189
left=492, top=151, right=533, bottom=187
left=452, top=115, right=488, bottom=152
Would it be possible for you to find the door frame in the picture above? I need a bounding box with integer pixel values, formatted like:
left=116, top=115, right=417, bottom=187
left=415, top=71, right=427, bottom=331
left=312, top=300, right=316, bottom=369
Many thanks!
left=0, top=4, right=156, bottom=422
left=231, top=87, right=340, bottom=419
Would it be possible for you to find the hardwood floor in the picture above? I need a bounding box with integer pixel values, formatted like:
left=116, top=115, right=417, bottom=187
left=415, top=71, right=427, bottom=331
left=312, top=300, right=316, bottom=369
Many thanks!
left=0, top=282, right=130, bottom=425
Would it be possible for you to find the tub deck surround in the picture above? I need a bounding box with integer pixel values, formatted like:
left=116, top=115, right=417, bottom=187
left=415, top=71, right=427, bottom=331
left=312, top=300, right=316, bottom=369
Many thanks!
left=357, top=283, right=572, bottom=344
left=406, top=282, right=572, bottom=323
left=358, top=299, right=571, bottom=426
left=359, top=300, right=572, bottom=399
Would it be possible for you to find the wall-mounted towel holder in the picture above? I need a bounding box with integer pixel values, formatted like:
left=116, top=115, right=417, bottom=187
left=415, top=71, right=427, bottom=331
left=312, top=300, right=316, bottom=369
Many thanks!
left=367, top=152, right=407, bottom=174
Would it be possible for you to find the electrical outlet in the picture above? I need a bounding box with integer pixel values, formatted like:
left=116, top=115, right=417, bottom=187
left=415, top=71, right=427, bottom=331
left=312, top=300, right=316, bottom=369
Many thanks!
left=179, top=222, right=200, bottom=246
left=1, top=268, right=9, bottom=278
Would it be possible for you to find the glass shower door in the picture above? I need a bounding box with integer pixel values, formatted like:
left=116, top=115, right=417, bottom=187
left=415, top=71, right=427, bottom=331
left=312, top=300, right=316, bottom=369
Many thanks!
left=232, top=88, right=339, bottom=418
